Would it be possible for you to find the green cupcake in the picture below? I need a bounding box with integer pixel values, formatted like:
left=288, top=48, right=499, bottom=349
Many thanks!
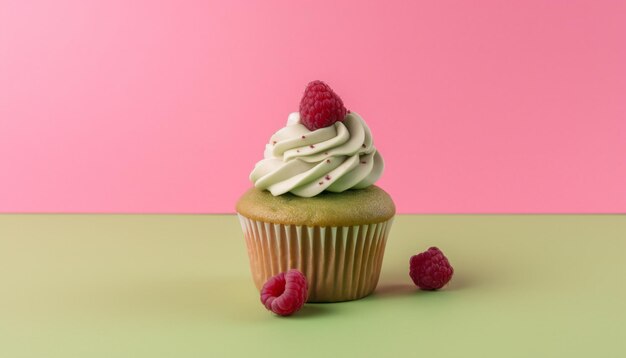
left=237, top=81, right=395, bottom=302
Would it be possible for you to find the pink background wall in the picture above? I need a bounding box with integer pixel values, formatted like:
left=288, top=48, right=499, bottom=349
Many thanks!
left=1, top=0, right=625, bottom=213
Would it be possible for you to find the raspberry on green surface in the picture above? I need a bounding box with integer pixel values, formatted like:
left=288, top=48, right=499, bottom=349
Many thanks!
left=260, top=269, right=308, bottom=316
left=409, top=247, right=454, bottom=290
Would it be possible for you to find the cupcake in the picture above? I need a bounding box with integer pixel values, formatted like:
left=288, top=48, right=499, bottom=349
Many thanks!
left=237, top=81, right=395, bottom=302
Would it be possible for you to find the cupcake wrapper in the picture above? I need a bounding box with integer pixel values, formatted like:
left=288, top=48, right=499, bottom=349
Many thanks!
left=237, top=215, right=393, bottom=302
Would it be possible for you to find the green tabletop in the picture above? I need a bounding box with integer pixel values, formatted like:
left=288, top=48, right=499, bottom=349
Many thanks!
left=1, top=214, right=625, bottom=357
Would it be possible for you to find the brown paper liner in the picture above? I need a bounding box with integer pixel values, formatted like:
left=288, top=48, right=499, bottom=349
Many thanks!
left=237, top=215, right=393, bottom=302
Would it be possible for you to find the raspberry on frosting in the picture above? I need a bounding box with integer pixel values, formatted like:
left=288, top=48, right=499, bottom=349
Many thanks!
left=409, top=247, right=454, bottom=290
left=299, top=80, right=347, bottom=131
left=260, top=269, right=308, bottom=316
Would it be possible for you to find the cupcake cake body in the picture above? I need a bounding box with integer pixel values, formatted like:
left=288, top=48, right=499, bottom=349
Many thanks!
left=237, top=81, right=395, bottom=302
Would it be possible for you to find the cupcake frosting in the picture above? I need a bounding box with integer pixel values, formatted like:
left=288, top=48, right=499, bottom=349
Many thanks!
left=250, top=112, right=384, bottom=197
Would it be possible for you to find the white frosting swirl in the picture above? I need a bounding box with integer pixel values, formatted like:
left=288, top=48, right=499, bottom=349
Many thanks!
left=250, top=112, right=384, bottom=197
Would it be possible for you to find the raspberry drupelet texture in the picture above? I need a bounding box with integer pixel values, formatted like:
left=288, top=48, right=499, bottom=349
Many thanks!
left=409, top=247, right=454, bottom=290
left=260, top=269, right=308, bottom=316
left=299, top=80, right=347, bottom=131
